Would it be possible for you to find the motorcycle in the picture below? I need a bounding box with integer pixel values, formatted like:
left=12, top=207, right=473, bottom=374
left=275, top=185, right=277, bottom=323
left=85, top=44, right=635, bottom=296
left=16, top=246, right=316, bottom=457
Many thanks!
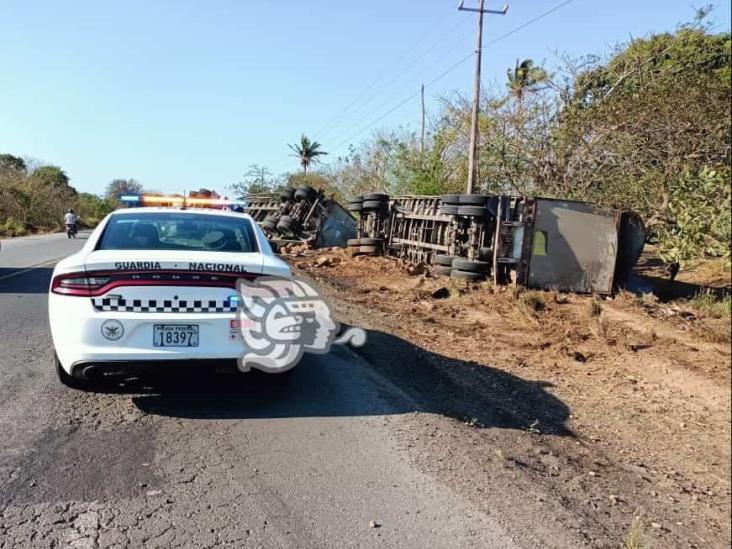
left=66, top=223, right=78, bottom=239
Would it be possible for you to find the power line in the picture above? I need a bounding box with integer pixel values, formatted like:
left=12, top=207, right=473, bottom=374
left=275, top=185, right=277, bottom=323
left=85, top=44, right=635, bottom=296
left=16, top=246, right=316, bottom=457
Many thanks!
left=312, top=17, right=451, bottom=140
left=275, top=16, right=467, bottom=169
left=325, top=24, right=476, bottom=146
left=316, top=17, right=472, bottom=143
left=328, top=0, right=578, bottom=154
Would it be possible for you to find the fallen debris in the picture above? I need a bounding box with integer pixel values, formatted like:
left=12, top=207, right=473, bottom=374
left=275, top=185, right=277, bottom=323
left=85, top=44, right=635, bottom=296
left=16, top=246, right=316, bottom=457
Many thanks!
left=431, top=287, right=450, bottom=300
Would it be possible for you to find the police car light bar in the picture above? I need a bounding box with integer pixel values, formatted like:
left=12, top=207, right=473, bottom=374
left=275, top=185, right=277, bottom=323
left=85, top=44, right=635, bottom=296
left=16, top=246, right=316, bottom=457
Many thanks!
left=140, top=195, right=185, bottom=204
left=119, top=193, right=246, bottom=208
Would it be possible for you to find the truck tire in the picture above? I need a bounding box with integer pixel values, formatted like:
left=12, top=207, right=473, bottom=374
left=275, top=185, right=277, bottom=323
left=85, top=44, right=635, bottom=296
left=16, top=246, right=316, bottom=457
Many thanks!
left=362, top=192, right=389, bottom=202
left=458, top=194, right=489, bottom=206
left=433, top=265, right=452, bottom=276
left=280, top=189, right=295, bottom=202
left=441, top=194, right=461, bottom=205
left=439, top=204, right=459, bottom=215
left=359, top=237, right=383, bottom=246
left=347, top=203, right=363, bottom=212
left=347, top=238, right=361, bottom=247
left=359, top=245, right=379, bottom=255
left=362, top=200, right=387, bottom=211
left=434, top=254, right=457, bottom=267
left=262, top=215, right=279, bottom=232
left=294, top=187, right=316, bottom=202
left=457, top=205, right=488, bottom=217
left=450, top=270, right=485, bottom=282
left=451, top=259, right=490, bottom=273
left=276, top=216, right=297, bottom=233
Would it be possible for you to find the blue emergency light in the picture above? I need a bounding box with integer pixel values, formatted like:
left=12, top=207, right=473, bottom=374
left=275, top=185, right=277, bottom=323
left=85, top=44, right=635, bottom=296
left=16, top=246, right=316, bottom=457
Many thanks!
left=119, top=194, right=141, bottom=206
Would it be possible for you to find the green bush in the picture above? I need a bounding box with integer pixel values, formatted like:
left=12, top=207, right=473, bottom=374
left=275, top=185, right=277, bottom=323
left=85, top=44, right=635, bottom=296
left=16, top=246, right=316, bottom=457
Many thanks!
left=0, top=217, right=25, bottom=237
left=655, top=167, right=731, bottom=263
left=0, top=156, right=114, bottom=236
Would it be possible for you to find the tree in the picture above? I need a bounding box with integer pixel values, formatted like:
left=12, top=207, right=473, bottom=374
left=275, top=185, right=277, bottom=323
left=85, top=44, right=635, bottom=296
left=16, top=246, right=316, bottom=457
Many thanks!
left=0, top=154, right=26, bottom=174
left=76, top=193, right=116, bottom=226
left=506, top=59, right=549, bottom=105
left=30, top=165, right=71, bottom=189
left=231, top=164, right=274, bottom=195
left=229, top=165, right=289, bottom=196
left=555, top=26, right=731, bottom=260
left=105, top=179, right=143, bottom=199
left=288, top=135, right=328, bottom=175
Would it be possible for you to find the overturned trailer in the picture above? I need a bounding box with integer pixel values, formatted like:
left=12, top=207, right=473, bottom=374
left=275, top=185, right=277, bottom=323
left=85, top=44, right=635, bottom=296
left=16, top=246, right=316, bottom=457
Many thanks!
left=243, top=187, right=357, bottom=249
left=346, top=193, right=644, bottom=295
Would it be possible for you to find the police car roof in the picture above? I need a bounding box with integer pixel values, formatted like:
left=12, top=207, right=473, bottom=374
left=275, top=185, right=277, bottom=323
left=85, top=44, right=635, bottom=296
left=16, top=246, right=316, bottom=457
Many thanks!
left=112, top=207, right=254, bottom=221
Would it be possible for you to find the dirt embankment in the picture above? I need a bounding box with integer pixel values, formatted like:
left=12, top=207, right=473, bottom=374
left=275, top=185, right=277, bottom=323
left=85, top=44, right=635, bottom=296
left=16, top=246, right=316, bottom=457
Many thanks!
left=289, top=247, right=731, bottom=549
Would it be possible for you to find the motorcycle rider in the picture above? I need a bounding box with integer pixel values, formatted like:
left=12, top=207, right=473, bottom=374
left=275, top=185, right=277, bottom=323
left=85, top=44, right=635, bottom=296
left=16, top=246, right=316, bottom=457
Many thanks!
left=64, top=209, right=79, bottom=237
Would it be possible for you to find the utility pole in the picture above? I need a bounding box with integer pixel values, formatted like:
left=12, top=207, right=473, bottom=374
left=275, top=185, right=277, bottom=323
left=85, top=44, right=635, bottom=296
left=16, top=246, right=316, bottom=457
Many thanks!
left=459, top=1, right=508, bottom=194
left=420, top=84, right=426, bottom=155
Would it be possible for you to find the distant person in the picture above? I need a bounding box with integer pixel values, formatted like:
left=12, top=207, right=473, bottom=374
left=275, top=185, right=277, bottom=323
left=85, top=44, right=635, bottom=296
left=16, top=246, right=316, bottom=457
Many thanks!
left=64, top=209, right=79, bottom=238
left=64, top=209, right=79, bottom=227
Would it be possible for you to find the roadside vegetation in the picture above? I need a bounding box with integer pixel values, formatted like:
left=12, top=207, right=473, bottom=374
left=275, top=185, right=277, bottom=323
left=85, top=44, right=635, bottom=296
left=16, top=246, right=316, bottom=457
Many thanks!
left=324, top=17, right=729, bottom=266
left=245, top=14, right=728, bottom=271
left=0, top=154, right=143, bottom=237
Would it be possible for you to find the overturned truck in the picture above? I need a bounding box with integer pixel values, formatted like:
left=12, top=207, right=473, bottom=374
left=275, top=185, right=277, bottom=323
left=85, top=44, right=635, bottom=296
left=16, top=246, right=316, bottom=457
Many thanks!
left=243, top=187, right=357, bottom=249
left=345, top=193, right=644, bottom=295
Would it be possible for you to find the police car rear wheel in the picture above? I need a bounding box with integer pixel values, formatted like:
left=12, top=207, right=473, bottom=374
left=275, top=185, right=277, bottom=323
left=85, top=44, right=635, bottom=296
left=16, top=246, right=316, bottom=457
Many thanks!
left=55, top=354, right=89, bottom=390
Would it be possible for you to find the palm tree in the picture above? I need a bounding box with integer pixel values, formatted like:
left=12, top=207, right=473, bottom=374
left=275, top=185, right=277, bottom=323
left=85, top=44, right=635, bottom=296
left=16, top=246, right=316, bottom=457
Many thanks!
left=288, top=134, right=328, bottom=175
left=506, top=59, right=549, bottom=105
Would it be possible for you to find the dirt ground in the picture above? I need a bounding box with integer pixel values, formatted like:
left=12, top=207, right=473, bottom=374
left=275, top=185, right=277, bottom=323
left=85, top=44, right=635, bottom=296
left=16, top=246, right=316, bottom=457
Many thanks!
left=286, top=246, right=731, bottom=549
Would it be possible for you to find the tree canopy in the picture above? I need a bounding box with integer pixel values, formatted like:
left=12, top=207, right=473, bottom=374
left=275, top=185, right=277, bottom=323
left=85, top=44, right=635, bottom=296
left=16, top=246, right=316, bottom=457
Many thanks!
left=0, top=158, right=115, bottom=236
left=316, top=21, right=731, bottom=263
left=0, top=154, right=26, bottom=174
left=288, top=135, right=327, bottom=174
left=105, top=179, right=143, bottom=200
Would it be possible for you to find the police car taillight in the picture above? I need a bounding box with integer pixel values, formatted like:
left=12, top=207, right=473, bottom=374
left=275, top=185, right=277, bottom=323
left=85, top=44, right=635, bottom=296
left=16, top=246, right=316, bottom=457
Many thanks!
left=52, top=274, right=111, bottom=296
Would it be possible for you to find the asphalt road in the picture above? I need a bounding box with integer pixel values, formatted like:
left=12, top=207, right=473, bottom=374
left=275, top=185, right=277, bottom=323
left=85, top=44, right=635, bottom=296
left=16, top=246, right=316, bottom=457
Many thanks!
left=0, top=233, right=518, bottom=548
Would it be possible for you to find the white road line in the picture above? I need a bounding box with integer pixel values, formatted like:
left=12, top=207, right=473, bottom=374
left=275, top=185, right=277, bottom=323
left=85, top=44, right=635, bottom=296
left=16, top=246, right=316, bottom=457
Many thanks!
left=0, top=258, right=64, bottom=284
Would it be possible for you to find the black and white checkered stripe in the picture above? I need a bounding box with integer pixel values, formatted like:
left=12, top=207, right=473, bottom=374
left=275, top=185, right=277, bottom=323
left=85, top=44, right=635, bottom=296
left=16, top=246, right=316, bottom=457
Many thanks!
left=92, top=297, right=238, bottom=313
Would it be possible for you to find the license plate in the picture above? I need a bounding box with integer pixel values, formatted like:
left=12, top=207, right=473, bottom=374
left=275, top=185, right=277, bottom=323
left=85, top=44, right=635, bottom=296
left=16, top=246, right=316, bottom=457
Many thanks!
left=153, top=325, right=199, bottom=347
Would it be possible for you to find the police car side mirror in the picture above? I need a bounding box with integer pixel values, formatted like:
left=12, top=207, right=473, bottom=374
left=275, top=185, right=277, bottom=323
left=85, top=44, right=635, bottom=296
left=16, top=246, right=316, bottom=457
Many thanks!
left=267, top=240, right=280, bottom=254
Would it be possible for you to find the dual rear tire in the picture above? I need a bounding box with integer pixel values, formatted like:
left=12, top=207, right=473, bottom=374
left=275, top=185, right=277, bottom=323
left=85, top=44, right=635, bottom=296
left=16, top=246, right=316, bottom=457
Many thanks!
left=439, top=194, right=495, bottom=218
left=347, top=193, right=389, bottom=213
left=348, top=237, right=383, bottom=255
left=432, top=255, right=489, bottom=281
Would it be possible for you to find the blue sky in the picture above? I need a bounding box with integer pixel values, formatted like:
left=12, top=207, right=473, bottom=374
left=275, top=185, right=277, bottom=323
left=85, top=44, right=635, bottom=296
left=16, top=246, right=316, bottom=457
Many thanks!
left=1, top=0, right=729, bottom=195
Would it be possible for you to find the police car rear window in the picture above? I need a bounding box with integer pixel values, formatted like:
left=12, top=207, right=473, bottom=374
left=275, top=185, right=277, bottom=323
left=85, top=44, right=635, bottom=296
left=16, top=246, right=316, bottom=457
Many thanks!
left=98, top=212, right=259, bottom=253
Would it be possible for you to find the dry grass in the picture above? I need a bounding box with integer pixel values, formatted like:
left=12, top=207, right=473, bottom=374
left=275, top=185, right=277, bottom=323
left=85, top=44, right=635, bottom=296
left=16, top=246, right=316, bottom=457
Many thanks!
left=623, top=516, right=648, bottom=549
left=589, top=299, right=603, bottom=318
left=519, top=291, right=546, bottom=314
left=687, top=292, right=732, bottom=320
left=552, top=290, right=569, bottom=304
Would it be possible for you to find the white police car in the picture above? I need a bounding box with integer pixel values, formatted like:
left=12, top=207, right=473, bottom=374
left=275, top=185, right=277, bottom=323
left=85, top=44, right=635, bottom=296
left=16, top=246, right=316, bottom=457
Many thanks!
left=49, top=204, right=291, bottom=387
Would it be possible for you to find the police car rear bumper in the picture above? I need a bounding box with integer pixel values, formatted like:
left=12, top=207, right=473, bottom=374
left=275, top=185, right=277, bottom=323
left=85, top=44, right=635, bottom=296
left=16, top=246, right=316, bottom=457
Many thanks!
left=69, top=358, right=240, bottom=380
left=50, top=293, right=248, bottom=375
